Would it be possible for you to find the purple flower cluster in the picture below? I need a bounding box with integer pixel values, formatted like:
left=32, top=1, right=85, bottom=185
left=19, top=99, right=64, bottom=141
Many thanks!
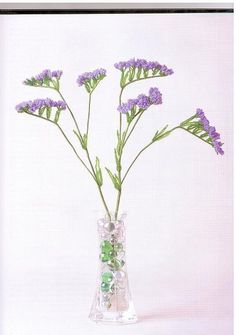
left=149, top=87, right=162, bottom=104
left=35, top=69, right=63, bottom=81
left=16, top=98, right=67, bottom=113
left=24, top=69, right=63, bottom=84
left=118, top=87, right=162, bottom=114
left=114, top=58, right=173, bottom=76
left=196, top=108, right=224, bottom=155
left=76, top=68, right=106, bottom=86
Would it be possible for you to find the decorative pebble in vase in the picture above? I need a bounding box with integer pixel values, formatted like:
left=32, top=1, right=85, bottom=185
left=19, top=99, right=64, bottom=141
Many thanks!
left=89, top=216, right=137, bottom=324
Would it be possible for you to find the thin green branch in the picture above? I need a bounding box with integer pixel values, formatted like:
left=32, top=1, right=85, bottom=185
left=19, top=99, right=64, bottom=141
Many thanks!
left=121, top=123, right=214, bottom=185
left=85, top=149, right=111, bottom=220
left=123, top=74, right=163, bottom=90
left=121, top=141, right=153, bottom=184
left=56, top=89, right=83, bottom=138
left=26, top=83, right=83, bottom=140
left=24, top=111, right=95, bottom=180
left=114, top=74, right=164, bottom=219
left=114, top=87, right=126, bottom=220
left=86, top=93, right=92, bottom=139
left=25, top=81, right=111, bottom=218
left=123, top=110, right=144, bottom=146
left=122, top=126, right=179, bottom=184
left=180, top=126, right=214, bottom=147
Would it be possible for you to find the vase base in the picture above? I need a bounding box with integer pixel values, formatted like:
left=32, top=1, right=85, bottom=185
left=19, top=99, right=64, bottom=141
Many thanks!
left=89, top=311, right=138, bottom=325
left=89, top=301, right=138, bottom=325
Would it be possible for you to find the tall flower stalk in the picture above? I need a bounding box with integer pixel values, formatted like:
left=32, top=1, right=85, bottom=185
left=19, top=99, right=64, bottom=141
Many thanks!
left=16, top=59, right=224, bottom=221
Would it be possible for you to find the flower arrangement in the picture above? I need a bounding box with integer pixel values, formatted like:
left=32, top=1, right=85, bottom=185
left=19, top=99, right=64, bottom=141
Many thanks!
left=16, top=58, right=224, bottom=323
left=16, top=58, right=224, bottom=221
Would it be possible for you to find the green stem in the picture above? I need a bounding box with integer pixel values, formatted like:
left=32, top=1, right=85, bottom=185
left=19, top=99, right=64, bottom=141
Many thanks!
left=24, top=112, right=95, bottom=180
left=56, top=89, right=83, bottom=139
left=180, top=126, right=214, bottom=147
left=83, top=91, right=111, bottom=220
left=27, top=85, right=111, bottom=218
left=114, top=75, right=163, bottom=219
left=122, top=126, right=180, bottom=184
left=26, top=111, right=111, bottom=218
left=114, top=88, right=125, bottom=220
left=121, top=124, right=214, bottom=185
left=122, top=141, right=153, bottom=184
left=86, top=93, right=92, bottom=139
left=123, top=74, right=163, bottom=90
left=123, top=110, right=144, bottom=146
left=85, top=149, right=111, bottom=220
left=57, top=89, right=111, bottom=218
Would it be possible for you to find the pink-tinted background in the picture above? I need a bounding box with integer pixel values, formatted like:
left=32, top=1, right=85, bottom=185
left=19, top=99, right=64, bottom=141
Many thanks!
left=0, top=13, right=233, bottom=335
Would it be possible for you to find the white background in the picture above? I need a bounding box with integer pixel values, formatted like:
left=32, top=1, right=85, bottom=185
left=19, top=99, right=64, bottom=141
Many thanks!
left=0, top=12, right=233, bottom=335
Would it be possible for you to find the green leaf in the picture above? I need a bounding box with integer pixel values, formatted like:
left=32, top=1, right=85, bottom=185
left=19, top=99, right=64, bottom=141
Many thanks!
left=44, top=77, right=51, bottom=86
left=84, top=82, right=91, bottom=93
left=105, top=168, right=121, bottom=191
left=143, top=69, right=149, bottom=78
left=54, top=110, right=61, bottom=123
left=38, top=107, right=45, bottom=116
left=52, top=78, right=59, bottom=90
left=73, top=130, right=87, bottom=150
left=153, top=130, right=171, bottom=142
left=114, top=149, right=121, bottom=172
left=46, top=107, right=51, bottom=119
left=127, top=107, right=137, bottom=124
left=137, top=67, right=142, bottom=79
left=120, top=70, right=125, bottom=87
left=128, top=67, right=135, bottom=82
left=82, top=134, right=88, bottom=149
left=152, top=124, right=169, bottom=142
left=126, top=113, right=131, bottom=124
left=95, top=157, right=103, bottom=187
left=121, top=71, right=129, bottom=87
left=153, top=68, right=159, bottom=76
left=116, top=130, right=123, bottom=156
left=200, top=132, right=209, bottom=139
left=180, top=114, right=197, bottom=127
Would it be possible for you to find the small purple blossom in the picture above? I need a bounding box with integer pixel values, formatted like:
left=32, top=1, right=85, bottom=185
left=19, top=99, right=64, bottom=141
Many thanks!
left=51, top=70, right=63, bottom=78
left=114, top=58, right=173, bottom=76
left=149, top=87, right=162, bottom=105
left=117, top=87, right=162, bottom=114
left=118, top=99, right=138, bottom=114
left=196, top=108, right=224, bottom=155
left=15, top=98, right=67, bottom=113
left=76, top=68, right=106, bottom=87
left=136, top=94, right=150, bottom=109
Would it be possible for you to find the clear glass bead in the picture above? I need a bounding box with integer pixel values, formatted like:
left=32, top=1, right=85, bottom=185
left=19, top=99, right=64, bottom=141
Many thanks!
left=89, top=216, right=137, bottom=324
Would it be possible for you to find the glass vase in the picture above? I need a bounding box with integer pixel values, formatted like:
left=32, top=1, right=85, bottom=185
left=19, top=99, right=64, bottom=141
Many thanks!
left=89, top=216, right=137, bottom=324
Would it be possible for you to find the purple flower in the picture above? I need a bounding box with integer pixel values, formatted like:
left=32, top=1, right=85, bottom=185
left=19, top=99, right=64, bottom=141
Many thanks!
left=118, top=99, right=138, bottom=114
left=15, top=101, right=29, bottom=112
left=24, top=69, right=63, bottom=85
left=15, top=98, right=66, bottom=113
left=114, top=58, right=173, bottom=76
left=117, top=87, right=162, bottom=114
left=149, top=87, right=162, bottom=105
left=114, top=61, right=126, bottom=70
left=51, top=70, right=63, bottom=78
left=160, top=65, right=174, bottom=76
left=77, top=68, right=106, bottom=87
left=136, top=94, right=150, bottom=109
left=196, top=108, right=224, bottom=155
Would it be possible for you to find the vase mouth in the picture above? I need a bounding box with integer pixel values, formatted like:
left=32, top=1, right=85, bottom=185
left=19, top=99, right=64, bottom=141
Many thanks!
left=102, top=212, right=127, bottom=223
left=97, top=216, right=126, bottom=234
left=98, top=217, right=124, bottom=226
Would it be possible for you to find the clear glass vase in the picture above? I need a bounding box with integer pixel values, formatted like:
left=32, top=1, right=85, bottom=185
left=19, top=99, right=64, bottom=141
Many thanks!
left=89, top=216, right=138, bottom=324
